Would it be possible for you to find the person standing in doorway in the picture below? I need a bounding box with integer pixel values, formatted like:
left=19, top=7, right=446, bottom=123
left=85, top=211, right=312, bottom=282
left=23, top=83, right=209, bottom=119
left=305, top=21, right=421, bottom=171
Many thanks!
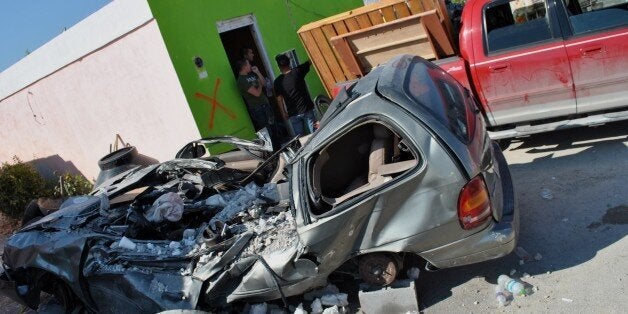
left=274, top=54, right=316, bottom=136
left=236, top=59, right=275, bottom=137
left=242, top=47, right=273, bottom=97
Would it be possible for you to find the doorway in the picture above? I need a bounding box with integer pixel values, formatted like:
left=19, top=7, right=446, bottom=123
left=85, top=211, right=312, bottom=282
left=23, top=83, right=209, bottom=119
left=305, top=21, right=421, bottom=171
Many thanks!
left=217, top=14, right=291, bottom=140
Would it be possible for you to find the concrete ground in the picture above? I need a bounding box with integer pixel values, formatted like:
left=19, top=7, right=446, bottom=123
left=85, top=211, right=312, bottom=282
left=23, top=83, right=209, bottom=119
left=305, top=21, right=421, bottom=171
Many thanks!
left=416, top=121, right=628, bottom=313
left=0, top=121, right=626, bottom=313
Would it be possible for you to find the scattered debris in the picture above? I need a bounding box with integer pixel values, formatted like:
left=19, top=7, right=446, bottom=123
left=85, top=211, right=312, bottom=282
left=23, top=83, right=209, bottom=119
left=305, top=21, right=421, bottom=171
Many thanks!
left=321, top=293, right=348, bottom=307
left=540, top=188, right=554, bottom=200
left=118, top=236, right=136, bottom=250
left=515, top=246, right=534, bottom=261
left=294, top=303, right=307, bottom=314
left=561, top=298, right=573, bottom=303
left=498, top=275, right=528, bottom=296
left=144, top=192, right=184, bottom=222
left=304, top=284, right=341, bottom=301
left=522, top=273, right=531, bottom=278
left=519, top=260, right=525, bottom=266
left=358, top=280, right=419, bottom=313
left=473, top=301, right=479, bottom=305
left=322, top=305, right=340, bottom=314
left=494, top=285, right=512, bottom=307
left=250, top=302, right=268, bottom=314
left=311, top=298, right=324, bottom=314
left=510, top=269, right=517, bottom=276
left=534, top=253, right=543, bottom=261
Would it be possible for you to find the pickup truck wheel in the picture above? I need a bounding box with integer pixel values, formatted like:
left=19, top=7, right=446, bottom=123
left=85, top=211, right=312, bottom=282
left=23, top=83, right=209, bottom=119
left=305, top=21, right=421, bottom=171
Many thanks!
left=97, top=146, right=138, bottom=171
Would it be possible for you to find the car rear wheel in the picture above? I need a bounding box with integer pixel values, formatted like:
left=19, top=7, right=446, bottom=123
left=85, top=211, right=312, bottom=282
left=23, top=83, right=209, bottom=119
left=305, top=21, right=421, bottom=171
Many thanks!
left=358, top=253, right=400, bottom=286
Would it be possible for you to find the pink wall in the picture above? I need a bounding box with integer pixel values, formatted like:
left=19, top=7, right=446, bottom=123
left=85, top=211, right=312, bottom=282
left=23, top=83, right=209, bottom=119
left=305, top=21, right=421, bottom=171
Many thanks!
left=0, top=21, right=200, bottom=180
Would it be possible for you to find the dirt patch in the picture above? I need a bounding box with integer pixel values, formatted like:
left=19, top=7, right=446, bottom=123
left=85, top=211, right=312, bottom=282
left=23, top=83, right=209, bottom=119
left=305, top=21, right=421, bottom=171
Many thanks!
left=0, top=211, right=21, bottom=235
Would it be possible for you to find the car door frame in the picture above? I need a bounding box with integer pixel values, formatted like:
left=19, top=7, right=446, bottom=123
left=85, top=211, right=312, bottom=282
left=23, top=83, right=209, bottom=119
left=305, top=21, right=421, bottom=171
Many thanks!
left=553, top=0, right=628, bottom=114
left=470, top=0, right=577, bottom=126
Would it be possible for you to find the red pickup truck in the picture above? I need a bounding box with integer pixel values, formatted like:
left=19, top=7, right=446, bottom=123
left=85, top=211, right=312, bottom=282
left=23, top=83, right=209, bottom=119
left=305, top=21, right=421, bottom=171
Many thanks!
left=434, top=0, right=628, bottom=140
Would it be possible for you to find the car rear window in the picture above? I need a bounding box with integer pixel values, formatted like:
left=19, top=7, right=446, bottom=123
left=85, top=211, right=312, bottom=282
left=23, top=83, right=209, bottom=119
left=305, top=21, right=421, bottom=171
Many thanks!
left=404, top=61, right=473, bottom=143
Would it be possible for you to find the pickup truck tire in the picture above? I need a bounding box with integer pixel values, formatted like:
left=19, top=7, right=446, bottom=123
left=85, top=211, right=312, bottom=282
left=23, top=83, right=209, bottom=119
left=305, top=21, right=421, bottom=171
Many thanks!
left=98, top=146, right=138, bottom=171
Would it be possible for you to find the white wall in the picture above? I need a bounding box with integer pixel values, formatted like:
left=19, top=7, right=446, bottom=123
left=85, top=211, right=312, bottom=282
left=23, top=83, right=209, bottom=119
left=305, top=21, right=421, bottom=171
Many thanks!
left=0, top=0, right=200, bottom=180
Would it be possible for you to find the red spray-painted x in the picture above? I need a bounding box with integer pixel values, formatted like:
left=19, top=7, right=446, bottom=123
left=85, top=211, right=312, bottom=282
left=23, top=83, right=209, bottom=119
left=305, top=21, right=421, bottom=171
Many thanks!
left=194, top=78, right=236, bottom=130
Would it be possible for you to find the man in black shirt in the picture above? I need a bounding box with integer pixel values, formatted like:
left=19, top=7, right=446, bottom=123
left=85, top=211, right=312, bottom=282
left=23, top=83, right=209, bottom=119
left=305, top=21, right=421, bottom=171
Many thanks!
left=273, top=54, right=316, bottom=136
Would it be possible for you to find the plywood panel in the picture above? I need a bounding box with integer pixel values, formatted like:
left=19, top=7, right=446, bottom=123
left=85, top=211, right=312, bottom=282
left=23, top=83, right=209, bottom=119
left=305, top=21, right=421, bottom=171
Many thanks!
left=333, top=21, right=349, bottom=35
left=421, top=0, right=436, bottom=11
left=297, top=0, right=455, bottom=96
left=330, top=37, right=364, bottom=77
left=422, top=10, right=455, bottom=57
left=381, top=6, right=396, bottom=22
left=367, top=11, right=385, bottom=25
left=408, top=0, right=424, bottom=14
left=299, top=31, right=336, bottom=94
left=322, top=24, right=357, bottom=80
left=344, top=17, right=360, bottom=32
left=312, top=27, right=349, bottom=82
left=393, top=3, right=411, bottom=18
left=298, top=0, right=407, bottom=32
left=331, top=12, right=440, bottom=73
left=356, top=14, right=373, bottom=29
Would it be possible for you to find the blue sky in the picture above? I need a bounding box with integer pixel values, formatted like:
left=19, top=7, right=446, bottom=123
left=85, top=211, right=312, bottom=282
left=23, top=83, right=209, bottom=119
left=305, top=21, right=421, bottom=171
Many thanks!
left=0, top=0, right=112, bottom=72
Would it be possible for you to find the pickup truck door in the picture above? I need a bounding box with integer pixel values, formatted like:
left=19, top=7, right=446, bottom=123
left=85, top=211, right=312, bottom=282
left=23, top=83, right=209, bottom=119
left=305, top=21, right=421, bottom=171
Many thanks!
left=556, top=0, right=628, bottom=114
left=470, top=0, right=576, bottom=126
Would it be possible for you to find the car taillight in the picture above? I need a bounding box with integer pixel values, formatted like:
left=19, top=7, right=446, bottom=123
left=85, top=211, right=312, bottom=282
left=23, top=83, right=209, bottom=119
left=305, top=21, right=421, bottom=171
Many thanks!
left=458, top=175, right=492, bottom=230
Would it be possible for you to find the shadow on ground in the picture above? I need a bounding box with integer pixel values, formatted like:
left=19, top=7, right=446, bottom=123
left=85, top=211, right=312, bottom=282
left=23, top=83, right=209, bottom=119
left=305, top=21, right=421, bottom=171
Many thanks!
left=416, top=121, right=628, bottom=310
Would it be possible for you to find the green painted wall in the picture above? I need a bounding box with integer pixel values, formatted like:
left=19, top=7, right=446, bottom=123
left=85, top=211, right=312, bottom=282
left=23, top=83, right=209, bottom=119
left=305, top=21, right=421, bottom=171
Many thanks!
left=147, top=0, right=363, bottom=140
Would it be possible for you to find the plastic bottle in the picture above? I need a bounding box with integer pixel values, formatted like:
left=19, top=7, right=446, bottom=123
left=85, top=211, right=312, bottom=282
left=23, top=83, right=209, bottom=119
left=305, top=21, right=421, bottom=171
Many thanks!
left=494, top=285, right=511, bottom=306
left=498, top=274, right=527, bottom=296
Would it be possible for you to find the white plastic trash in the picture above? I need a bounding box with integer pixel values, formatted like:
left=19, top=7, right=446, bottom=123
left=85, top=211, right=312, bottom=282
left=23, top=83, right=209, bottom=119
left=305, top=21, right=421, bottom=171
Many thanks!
left=311, top=298, right=323, bottom=314
left=320, top=293, right=348, bottom=307
left=145, top=192, right=184, bottom=222
left=118, top=236, right=137, bottom=250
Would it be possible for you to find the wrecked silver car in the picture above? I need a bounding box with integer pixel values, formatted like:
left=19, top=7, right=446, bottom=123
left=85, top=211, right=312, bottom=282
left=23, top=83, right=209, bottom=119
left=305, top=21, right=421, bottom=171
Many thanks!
left=0, top=55, right=518, bottom=312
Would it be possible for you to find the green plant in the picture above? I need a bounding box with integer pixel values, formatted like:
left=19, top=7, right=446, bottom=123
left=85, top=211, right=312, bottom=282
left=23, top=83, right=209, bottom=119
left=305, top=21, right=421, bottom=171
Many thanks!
left=0, top=157, right=50, bottom=218
left=54, top=173, right=93, bottom=197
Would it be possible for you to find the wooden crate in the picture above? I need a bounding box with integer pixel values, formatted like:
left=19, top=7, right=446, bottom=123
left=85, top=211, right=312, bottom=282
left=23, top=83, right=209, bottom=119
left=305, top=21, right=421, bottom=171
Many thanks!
left=330, top=10, right=455, bottom=76
left=297, top=0, right=456, bottom=95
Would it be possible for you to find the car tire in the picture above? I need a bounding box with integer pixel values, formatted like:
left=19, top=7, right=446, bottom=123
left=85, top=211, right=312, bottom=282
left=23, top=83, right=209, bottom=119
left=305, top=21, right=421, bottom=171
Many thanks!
left=97, top=146, right=138, bottom=171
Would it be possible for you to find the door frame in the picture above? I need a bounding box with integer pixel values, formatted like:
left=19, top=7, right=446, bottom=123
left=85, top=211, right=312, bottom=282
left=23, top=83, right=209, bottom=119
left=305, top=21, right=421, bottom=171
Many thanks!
left=216, top=14, right=275, bottom=82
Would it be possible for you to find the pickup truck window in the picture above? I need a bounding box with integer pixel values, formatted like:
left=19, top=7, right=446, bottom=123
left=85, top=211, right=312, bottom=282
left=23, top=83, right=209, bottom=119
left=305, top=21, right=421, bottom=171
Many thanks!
left=563, top=0, right=628, bottom=34
left=484, top=0, right=552, bottom=53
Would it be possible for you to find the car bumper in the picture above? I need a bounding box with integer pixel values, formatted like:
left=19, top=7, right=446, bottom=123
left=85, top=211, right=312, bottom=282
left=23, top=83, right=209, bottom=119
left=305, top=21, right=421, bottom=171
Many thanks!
left=420, top=143, right=519, bottom=268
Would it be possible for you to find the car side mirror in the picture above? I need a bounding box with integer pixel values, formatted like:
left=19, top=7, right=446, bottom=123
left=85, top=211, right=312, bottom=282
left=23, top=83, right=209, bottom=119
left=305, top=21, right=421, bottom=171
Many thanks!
left=175, top=143, right=207, bottom=159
